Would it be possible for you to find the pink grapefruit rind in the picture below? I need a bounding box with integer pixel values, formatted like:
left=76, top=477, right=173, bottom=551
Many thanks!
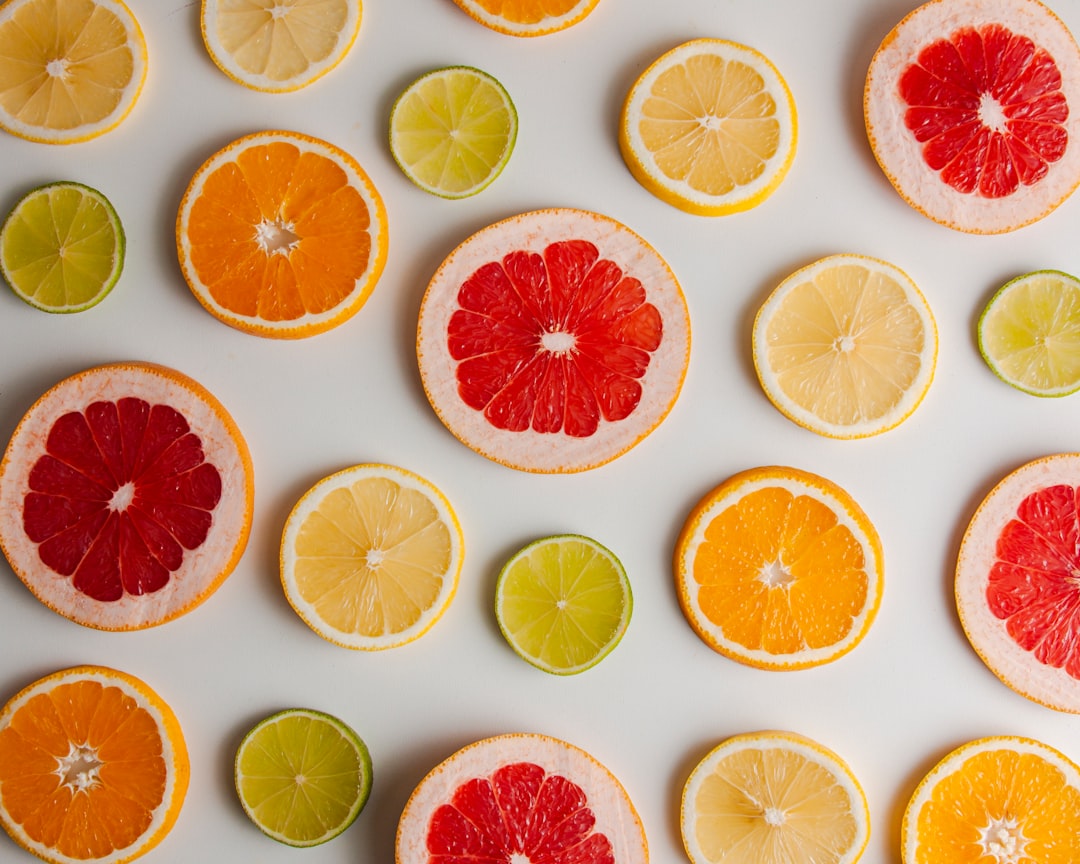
left=0, top=362, right=254, bottom=631
left=864, top=0, right=1080, bottom=234
left=416, top=208, right=691, bottom=474
left=396, top=732, right=648, bottom=864
left=956, top=452, right=1080, bottom=713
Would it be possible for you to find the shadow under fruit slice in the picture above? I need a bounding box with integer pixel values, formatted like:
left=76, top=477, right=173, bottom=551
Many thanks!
left=0, top=362, right=254, bottom=630
left=417, top=208, right=690, bottom=473
left=396, top=733, right=647, bottom=864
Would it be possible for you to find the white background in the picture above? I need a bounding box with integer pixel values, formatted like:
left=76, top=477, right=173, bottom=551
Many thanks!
left=2, top=0, right=1080, bottom=862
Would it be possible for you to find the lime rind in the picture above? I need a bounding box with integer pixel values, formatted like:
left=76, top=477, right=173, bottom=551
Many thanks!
left=978, top=269, right=1080, bottom=397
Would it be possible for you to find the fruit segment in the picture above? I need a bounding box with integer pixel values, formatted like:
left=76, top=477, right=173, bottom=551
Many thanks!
left=450, top=0, right=602, bottom=36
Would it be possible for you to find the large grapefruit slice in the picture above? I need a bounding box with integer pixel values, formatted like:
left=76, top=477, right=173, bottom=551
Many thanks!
left=416, top=208, right=690, bottom=473
left=956, top=453, right=1080, bottom=712
left=865, top=0, right=1080, bottom=234
left=396, top=733, right=647, bottom=864
left=0, top=362, right=254, bottom=630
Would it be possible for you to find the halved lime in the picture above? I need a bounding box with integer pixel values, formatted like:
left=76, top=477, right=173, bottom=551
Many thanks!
left=978, top=270, right=1080, bottom=397
left=234, top=708, right=372, bottom=847
left=389, top=65, right=517, bottom=199
left=0, top=182, right=125, bottom=312
left=495, top=534, right=632, bottom=675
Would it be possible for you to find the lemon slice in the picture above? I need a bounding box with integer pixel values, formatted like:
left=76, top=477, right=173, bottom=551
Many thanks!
left=495, top=534, right=632, bottom=675
left=0, top=0, right=147, bottom=144
left=978, top=270, right=1080, bottom=396
left=200, top=0, right=361, bottom=92
left=235, top=708, right=372, bottom=847
left=619, top=38, right=797, bottom=216
left=390, top=66, right=517, bottom=199
left=753, top=253, right=938, bottom=439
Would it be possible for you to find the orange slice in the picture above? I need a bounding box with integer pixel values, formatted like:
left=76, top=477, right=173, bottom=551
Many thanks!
left=416, top=208, right=691, bottom=473
left=176, top=130, right=388, bottom=339
left=0, top=665, right=189, bottom=864
left=902, top=736, right=1080, bottom=864
left=397, top=733, right=647, bottom=864
left=449, top=0, right=601, bottom=37
left=674, top=465, right=884, bottom=670
left=956, top=452, right=1080, bottom=712
left=0, top=362, right=254, bottom=630
left=865, top=0, right=1080, bottom=234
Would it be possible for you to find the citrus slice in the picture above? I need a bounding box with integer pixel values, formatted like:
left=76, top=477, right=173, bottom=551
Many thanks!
left=752, top=253, right=938, bottom=439
left=0, top=665, right=188, bottom=864
left=389, top=65, right=517, bottom=199
left=0, top=361, right=254, bottom=630
left=0, top=181, right=124, bottom=313
left=416, top=208, right=690, bottom=473
left=449, top=0, right=601, bottom=37
left=956, top=452, right=1080, bottom=712
left=865, top=0, right=1080, bottom=234
left=396, top=733, right=647, bottom=864
left=0, top=0, right=147, bottom=144
left=200, top=0, right=361, bottom=93
left=978, top=269, right=1080, bottom=396
left=176, top=129, right=388, bottom=339
left=682, top=730, right=870, bottom=864
left=674, top=465, right=884, bottom=670
left=280, top=463, right=463, bottom=650
left=495, top=534, right=631, bottom=675
left=619, top=38, right=798, bottom=216
left=902, top=736, right=1080, bottom=864
left=235, top=707, right=372, bottom=847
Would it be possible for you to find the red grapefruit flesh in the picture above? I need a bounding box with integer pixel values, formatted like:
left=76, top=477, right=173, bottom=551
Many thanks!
left=0, top=362, right=254, bottom=630
left=956, top=453, right=1080, bottom=712
left=417, top=208, right=690, bottom=473
left=396, top=733, right=647, bottom=864
left=865, top=0, right=1080, bottom=233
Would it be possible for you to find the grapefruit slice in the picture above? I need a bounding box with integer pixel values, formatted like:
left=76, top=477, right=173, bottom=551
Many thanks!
left=865, top=0, right=1080, bottom=234
left=956, top=452, right=1080, bottom=712
left=396, top=733, right=647, bottom=864
left=416, top=208, right=690, bottom=473
left=0, top=362, right=254, bottom=630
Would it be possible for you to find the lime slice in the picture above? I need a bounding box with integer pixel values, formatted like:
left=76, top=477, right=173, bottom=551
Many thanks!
left=495, top=534, right=632, bottom=675
left=234, top=708, right=372, bottom=847
left=0, top=182, right=125, bottom=313
left=389, top=66, right=517, bottom=199
left=978, top=270, right=1080, bottom=397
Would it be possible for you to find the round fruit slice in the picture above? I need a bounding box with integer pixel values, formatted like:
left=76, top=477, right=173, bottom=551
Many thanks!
left=0, top=0, right=147, bottom=144
left=389, top=65, right=517, bottom=199
left=682, top=731, right=870, bottom=864
left=176, top=129, right=388, bottom=339
left=956, top=452, right=1080, bottom=712
left=674, top=465, right=884, bottom=670
left=396, top=733, right=647, bottom=864
left=902, top=736, right=1080, bottom=864
left=200, top=0, right=361, bottom=93
left=450, top=0, right=601, bottom=37
left=978, top=269, right=1080, bottom=396
left=0, top=665, right=189, bottom=864
left=235, top=708, right=372, bottom=847
left=416, top=208, right=690, bottom=473
left=619, top=38, right=798, bottom=216
left=0, top=362, right=254, bottom=630
left=865, top=0, right=1080, bottom=234
left=495, top=534, right=631, bottom=675
left=752, top=253, right=938, bottom=439
left=0, top=182, right=124, bottom=313
left=280, top=463, right=463, bottom=650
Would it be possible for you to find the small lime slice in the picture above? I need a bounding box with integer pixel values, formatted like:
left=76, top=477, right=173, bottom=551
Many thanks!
left=978, top=270, right=1080, bottom=397
left=495, top=534, right=632, bottom=675
left=234, top=708, right=372, bottom=847
left=389, top=66, right=517, bottom=199
left=0, top=182, right=125, bottom=313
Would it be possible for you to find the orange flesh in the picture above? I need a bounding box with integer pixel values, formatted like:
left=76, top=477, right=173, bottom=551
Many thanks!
left=468, top=0, right=584, bottom=25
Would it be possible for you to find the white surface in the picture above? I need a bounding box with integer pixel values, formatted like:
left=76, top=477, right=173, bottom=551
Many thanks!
left=2, top=1, right=1080, bottom=862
